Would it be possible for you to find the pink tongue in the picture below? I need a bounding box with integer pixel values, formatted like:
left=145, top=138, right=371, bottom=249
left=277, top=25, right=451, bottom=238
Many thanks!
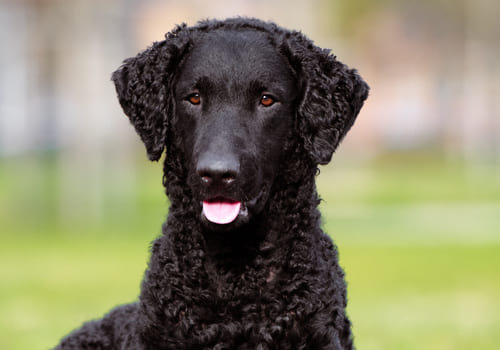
left=202, top=200, right=241, bottom=224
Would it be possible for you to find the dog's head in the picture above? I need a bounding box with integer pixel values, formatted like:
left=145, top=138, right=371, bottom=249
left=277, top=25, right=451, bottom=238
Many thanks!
left=112, top=18, right=369, bottom=231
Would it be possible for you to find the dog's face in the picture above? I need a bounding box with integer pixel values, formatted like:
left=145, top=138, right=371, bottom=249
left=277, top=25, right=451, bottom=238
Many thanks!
left=112, top=19, right=369, bottom=232
left=174, top=30, right=297, bottom=230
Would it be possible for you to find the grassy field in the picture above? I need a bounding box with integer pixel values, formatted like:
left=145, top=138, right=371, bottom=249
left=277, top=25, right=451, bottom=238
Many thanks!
left=1, top=153, right=499, bottom=349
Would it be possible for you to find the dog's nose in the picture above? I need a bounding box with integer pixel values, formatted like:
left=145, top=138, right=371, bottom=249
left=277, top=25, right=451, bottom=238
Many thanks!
left=196, top=155, right=239, bottom=188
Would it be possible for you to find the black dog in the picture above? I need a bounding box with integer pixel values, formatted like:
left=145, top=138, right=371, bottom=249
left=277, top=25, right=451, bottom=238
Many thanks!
left=55, top=18, right=368, bottom=349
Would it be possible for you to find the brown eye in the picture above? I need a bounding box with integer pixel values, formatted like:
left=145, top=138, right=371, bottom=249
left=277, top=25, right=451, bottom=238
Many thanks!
left=260, top=95, right=275, bottom=107
left=188, top=93, right=201, bottom=105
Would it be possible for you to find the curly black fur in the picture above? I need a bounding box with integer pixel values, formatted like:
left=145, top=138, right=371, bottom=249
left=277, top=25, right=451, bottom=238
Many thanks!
left=55, top=18, right=369, bottom=350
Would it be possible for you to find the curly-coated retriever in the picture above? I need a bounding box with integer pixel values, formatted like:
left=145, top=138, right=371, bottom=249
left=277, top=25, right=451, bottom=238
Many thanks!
left=55, top=18, right=369, bottom=349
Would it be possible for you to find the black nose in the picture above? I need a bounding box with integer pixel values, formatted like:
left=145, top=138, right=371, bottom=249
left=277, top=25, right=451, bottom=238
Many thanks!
left=196, top=154, right=239, bottom=188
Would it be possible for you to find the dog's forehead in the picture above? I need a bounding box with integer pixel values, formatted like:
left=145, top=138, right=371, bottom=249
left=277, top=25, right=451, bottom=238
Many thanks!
left=179, top=29, right=291, bottom=83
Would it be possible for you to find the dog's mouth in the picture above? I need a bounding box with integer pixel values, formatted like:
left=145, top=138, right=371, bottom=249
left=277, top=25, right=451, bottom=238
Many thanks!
left=200, top=190, right=266, bottom=227
left=202, top=198, right=243, bottom=225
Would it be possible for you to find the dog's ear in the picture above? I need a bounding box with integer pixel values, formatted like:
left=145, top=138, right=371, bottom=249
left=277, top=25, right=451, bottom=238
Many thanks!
left=282, top=33, right=369, bottom=165
left=111, top=27, right=190, bottom=161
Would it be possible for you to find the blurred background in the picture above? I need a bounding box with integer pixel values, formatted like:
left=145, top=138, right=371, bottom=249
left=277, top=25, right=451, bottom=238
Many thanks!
left=1, top=0, right=499, bottom=349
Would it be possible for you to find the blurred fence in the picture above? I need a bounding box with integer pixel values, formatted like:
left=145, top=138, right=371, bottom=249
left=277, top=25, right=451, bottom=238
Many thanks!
left=0, top=0, right=499, bottom=230
left=1, top=0, right=499, bottom=160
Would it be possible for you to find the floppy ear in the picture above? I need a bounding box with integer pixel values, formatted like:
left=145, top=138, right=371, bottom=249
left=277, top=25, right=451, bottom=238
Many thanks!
left=282, top=33, right=369, bottom=165
left=111, top=27, right=190, bottom=161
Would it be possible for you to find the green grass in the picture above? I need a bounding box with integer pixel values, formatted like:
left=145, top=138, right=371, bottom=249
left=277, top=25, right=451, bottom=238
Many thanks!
left=0, top=235, right=153, bottom=350
left=1, top=153, right=499, bottom=349
left=342, top=244, right=500, bottom=350
left=1, top=238, right=498, bottom=350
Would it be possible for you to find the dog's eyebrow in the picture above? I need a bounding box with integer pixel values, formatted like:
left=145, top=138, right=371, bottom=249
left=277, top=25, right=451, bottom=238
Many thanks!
left=194, top=76, right=214, bottom=91
left=179, top=76, right=214, bottom=94
left=176, top=76, right=214, bottom=95
left=248, top=79, right=288, bottom=99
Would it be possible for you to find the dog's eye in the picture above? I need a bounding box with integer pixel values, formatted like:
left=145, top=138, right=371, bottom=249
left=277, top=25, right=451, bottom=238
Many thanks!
left=187, top=93, right=201, bottom=105
left=260, top=95, right=275, bottom=107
